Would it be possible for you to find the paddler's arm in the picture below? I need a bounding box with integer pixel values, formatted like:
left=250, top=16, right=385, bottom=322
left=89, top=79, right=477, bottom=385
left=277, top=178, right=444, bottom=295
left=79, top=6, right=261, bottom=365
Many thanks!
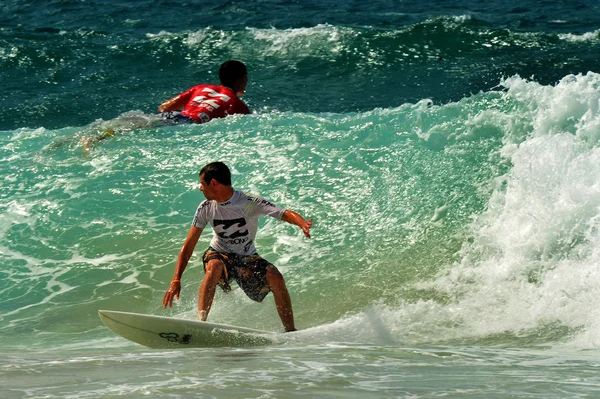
left=163, top=225, right=203, bottom=308
left=158, top=94, right=186, bottom=113
left=281, top=210, right=312, bottom=238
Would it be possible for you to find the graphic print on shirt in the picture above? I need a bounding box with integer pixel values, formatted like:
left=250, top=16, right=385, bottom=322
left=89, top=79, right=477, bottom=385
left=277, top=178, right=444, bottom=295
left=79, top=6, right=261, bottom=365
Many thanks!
left=213, top=218, right=250, bottom=249
left=190, top=87, right=231, bottom=122
left=192, top=191, right=284, bottom=255
left=214, top=218, right=248, bottom=239
left=190, top=88, right=231, bottom=109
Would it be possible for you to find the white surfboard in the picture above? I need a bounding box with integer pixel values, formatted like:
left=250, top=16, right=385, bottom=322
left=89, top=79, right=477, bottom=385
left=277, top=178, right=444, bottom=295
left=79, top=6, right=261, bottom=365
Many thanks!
left=98, top=310, right=275, bottom=348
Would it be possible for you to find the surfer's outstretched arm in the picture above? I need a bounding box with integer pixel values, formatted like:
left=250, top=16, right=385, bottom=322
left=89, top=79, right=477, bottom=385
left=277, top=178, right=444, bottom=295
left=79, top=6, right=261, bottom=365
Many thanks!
left=281, top=210, right=312, bottom=238
left=163, top=225, right=203, bottom=308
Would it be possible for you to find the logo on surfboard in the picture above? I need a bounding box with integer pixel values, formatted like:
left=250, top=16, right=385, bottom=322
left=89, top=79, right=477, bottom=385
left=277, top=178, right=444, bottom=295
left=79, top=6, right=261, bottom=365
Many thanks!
left=159, top=332, right=192, bottom=344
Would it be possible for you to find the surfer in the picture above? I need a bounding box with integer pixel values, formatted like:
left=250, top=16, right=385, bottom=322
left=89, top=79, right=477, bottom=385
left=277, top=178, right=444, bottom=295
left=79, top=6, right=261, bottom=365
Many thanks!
left=78, top=60, right=250, bottom=152
left=157, top=60, right=251, bottom=124
left=162, top=161, right=312, bottom=332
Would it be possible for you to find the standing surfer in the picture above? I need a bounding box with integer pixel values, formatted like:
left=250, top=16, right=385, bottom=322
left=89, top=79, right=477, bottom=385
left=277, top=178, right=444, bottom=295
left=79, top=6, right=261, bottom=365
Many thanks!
left=163, top=162, right=312, bottom=332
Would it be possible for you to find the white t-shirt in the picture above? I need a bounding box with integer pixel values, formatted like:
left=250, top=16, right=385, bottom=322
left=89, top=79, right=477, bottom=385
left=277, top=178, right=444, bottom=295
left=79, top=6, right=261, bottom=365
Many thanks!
left=192, top=190, right=285, bottom=255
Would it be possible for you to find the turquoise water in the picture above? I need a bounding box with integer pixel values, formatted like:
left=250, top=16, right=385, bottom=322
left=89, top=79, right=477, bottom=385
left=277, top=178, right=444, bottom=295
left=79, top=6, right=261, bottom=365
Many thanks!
left=2, top=1, right=600, bottom=397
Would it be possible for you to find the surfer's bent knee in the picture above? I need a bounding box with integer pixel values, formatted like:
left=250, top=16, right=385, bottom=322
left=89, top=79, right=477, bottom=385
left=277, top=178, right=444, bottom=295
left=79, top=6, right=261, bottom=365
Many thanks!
left=205, top=259, right=225, bottom=274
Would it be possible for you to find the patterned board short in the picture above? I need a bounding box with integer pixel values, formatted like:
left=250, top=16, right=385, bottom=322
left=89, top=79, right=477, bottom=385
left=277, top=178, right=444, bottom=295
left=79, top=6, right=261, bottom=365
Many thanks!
left=159, top=111, right=195, bottom=124
left=202, top=248, right=274, bottom=302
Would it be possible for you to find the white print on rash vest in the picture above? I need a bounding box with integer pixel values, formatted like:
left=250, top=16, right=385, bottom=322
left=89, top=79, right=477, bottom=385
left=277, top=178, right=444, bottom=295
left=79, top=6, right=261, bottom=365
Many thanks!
left=192, top=190, right=285, bottom=255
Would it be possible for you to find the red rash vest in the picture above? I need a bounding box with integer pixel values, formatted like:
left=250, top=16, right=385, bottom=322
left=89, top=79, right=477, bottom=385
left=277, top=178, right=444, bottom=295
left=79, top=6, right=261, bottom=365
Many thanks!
left=178, top=84, right=250, bottom=123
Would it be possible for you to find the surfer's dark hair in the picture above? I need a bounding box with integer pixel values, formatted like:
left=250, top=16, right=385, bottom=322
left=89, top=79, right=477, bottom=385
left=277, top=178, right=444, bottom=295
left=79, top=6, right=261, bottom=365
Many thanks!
left=200, top=161, right=232, bottom=186
left=219, top=60, right=247, bottom=89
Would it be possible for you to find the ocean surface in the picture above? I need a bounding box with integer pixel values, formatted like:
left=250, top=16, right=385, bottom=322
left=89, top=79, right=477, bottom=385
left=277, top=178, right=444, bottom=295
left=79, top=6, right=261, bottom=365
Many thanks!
left=2, top=0, right=600, bottom=397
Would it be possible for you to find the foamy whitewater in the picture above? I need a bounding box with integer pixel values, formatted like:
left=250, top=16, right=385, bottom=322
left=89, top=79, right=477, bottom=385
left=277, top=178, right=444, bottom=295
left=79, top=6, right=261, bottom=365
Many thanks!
left=2, top=1, right=600, bottom=397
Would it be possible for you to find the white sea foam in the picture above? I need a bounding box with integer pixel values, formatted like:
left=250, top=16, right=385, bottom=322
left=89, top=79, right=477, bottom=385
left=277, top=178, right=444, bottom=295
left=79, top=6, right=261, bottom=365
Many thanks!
left=401, top=73, right=600, bottom=348
left=247, top=24, right=350, bottom=58
left=145, top=30, right=177, bottom=38
left=558, top=29, right=600, bottom=42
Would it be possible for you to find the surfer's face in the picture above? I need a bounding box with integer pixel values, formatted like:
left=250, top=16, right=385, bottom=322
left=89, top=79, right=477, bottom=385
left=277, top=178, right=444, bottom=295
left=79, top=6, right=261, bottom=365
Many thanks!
left=199, top=174, right=214, bottom=200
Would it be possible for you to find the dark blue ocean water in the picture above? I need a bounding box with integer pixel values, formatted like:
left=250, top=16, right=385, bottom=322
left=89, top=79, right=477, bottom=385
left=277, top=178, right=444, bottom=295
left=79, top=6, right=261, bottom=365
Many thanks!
left=2, top=1, right=600, bottom=398
left=1, top=0, right=599, bottom=130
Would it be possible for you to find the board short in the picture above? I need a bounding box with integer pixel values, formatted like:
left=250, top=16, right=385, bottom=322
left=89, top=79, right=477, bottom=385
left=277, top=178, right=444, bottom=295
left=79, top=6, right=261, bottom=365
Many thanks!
left=202, top=247, right=274, bottom=302
left=159, top=111, right=196, bottom=124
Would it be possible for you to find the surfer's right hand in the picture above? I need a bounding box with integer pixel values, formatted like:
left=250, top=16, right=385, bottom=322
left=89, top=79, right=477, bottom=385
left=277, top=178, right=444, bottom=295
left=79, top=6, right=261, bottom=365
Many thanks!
left=163, top=280, right=181, bottom=308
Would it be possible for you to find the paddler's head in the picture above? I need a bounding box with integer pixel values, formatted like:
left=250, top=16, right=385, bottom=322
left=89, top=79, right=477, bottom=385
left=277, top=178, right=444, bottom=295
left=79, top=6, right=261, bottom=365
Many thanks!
left=219, top=60, right=248, bottom=96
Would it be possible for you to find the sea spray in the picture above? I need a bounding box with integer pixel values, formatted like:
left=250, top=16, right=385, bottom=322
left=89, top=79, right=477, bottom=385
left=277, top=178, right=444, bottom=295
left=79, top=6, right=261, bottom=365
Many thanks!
left=391, top=72, right=600, bottom=347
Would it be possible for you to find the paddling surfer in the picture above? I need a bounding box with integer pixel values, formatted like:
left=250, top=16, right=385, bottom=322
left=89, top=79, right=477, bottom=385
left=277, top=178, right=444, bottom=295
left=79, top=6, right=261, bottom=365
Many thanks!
left=79, top=60, right=250, bottom=152
left=162, top=162, right=312, bottom=332
left=157, top=60, right=251, bottom=124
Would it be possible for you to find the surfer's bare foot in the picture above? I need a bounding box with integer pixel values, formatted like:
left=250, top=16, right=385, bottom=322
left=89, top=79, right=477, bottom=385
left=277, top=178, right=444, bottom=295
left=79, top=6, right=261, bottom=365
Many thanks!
left=285, top=328, right=297, bottom=333
left=198, top=310, right=208, bottom=321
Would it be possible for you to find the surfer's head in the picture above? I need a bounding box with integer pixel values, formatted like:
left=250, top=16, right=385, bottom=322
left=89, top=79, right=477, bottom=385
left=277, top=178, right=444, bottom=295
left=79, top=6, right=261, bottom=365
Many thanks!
left=199, top=162, right=232, bottom=201
left=219, top=60, right=248, bottom=95
left=200, top=161, right=232, bottom=187
left=200, top=162, right=233, bottom=202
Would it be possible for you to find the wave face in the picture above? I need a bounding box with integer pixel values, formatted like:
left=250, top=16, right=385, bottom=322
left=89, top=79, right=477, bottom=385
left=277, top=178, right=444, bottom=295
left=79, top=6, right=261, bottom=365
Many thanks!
left=1, top=71, right=600, bottom=350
